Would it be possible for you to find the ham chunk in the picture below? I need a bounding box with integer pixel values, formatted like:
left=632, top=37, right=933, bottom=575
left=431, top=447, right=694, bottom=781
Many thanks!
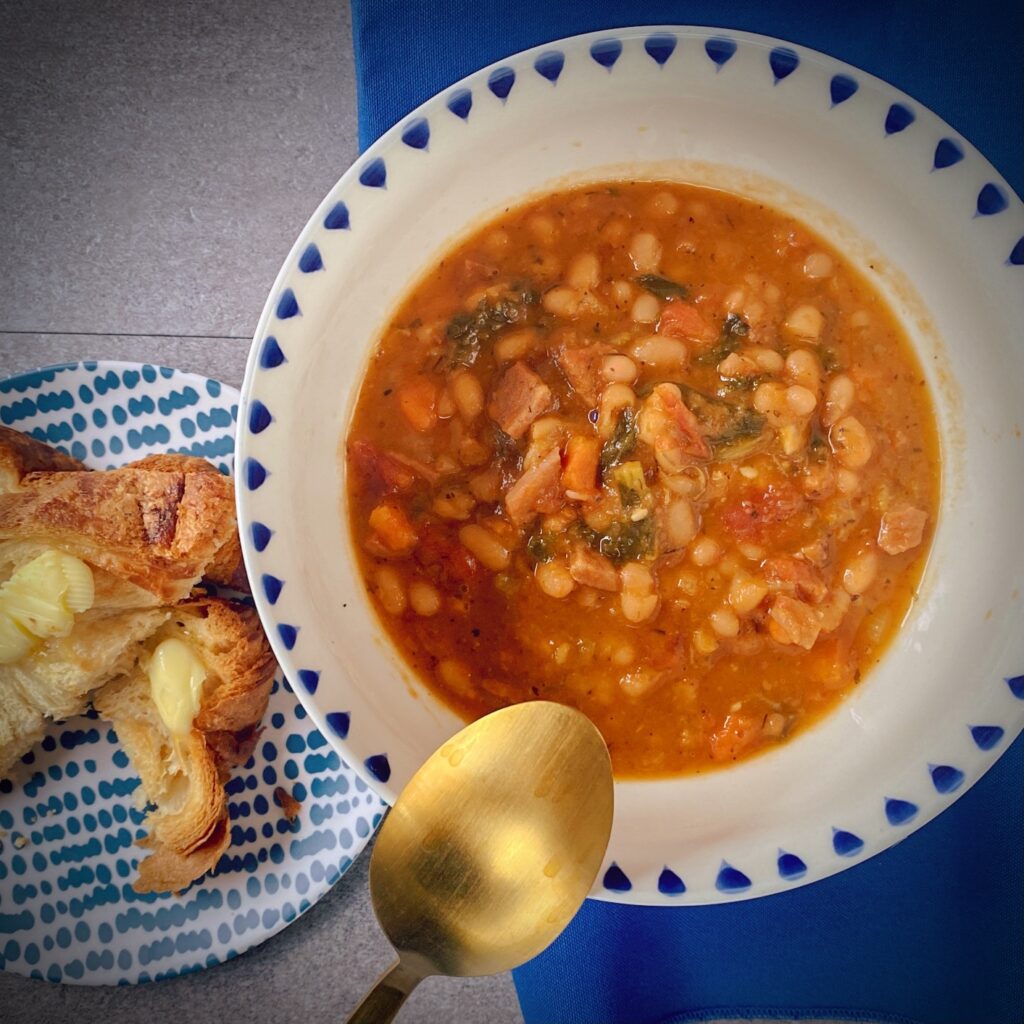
left=878, top=504, right=928, bottom=555
left=569, top=544, right=620, bottom=591
left=555, top=343, right=611, bottom=405
left=708, top=714, right=763, bottom=761
left=762, top=555, right=828, bottom=604
left=488, top=361, right=553, bottom=439
left=637, top=383, right=711, bottom=466
left=349, top=440, right=416, bottom=494
left=768, top=595, right=821, bottom=650
left=505, top=448, right=563, bottom=525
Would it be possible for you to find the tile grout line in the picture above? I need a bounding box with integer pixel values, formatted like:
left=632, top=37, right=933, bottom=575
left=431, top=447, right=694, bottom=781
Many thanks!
left=0, top=329, right=252, bottom=341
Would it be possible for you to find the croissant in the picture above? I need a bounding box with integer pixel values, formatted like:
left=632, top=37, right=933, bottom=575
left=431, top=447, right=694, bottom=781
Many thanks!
left=0, top=426, right=275, bottom=893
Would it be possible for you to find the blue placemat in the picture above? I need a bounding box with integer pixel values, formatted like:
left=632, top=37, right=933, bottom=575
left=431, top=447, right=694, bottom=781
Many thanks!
left=350, top=3, right=1024, bottom=1021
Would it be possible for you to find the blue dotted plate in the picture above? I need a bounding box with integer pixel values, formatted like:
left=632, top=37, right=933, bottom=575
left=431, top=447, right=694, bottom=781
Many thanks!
left=0, top=362, right=384, bottom=984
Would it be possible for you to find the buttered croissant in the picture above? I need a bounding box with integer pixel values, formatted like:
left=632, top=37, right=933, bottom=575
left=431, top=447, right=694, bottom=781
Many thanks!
left=0, top=426, right=274, bottom=893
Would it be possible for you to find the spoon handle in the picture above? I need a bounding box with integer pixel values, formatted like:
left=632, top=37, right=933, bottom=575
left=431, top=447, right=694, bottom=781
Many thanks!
left=345, top=957, right=424, bottom=1024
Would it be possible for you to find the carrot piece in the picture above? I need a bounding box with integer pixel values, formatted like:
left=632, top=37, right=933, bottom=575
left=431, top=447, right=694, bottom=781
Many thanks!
left=396, top=377, right=438, bottom=432
left=561, top=435, right=601, bottom=497
left=368, top=502, right=417, bottom=553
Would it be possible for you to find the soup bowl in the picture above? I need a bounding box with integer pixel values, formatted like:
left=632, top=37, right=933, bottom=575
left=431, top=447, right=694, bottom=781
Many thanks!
left=236, top=26, right=1024, bottom=904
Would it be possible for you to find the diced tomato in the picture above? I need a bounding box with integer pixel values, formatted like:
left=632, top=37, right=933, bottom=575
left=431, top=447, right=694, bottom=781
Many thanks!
left=658, top=301, right=713, bottom=343
left=708, top=714, right=762, bottom=761
left=368, top=502, right=417, bottom=553
left=720, top=482, right=805, bottom=540
left=416, top=527, right=481, bottom=588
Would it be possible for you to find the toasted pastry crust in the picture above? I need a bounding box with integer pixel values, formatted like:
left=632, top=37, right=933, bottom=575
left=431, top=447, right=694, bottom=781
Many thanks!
left=93, top=598, right=276, bottom=894
left=0, top=466, right=237, bottom=604
left=0, top=425, right=86, bottom=493
left=0, top=428, right=271, bottom=894
left=128, top=454, right=247, bottom=590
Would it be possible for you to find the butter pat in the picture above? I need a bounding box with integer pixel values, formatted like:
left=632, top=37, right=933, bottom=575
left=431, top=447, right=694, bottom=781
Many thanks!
left=148, top=638, right=207, bottom=736
left=0, top=550, right=95, bottom=664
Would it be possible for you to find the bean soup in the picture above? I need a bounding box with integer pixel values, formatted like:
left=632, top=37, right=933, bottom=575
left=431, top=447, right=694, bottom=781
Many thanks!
left=344, top=181, right=939, bottom=776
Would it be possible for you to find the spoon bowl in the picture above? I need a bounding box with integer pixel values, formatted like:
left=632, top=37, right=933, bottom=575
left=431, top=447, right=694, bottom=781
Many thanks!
left=345, top=701, right=614, bottom=1022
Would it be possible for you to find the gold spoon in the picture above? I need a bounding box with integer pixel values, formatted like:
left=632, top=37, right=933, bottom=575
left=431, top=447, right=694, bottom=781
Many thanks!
left=344, top=701, right=614, bottom=1024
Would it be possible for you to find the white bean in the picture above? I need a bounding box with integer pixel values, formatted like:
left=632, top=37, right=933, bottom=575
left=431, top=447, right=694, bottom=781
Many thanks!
left=783, top=304, right=824, bottom=341
left=493, top=328, right=537, bottom=362
left=432, top=489, right=476, bottom=520
left=836, top=468, right=861, bottom=494
left=528, top=214, right=556, bottom=245
left=631, top=293, right=660, bottom=323
left=665, top=499, right=698, bottom=549
left=803, top=252, right=834, bottom=278
left=629, top=232, right=662, bottom=273
left=450, top=371, right=484, bottom=421
left=610, top=280, right=634, bottom=306
left=728, top=572, right=768, bottom=614
left=438, top=659, right=473, bottom=696
left=709, top=606, right=740, bottom=638
left=543, top=286, right=582, bottom=318
left=566, top=252, right=601, bottom=291
left=842, top=549, right=879, bottom=596
left=749, top=347, right=785, bottom=374
left=633, top=335, right=688, bottom=370
left=785, top=384, right=818, bottom=417
left=823, top=374, right=855, bottom=427
left=785, top=349, right=821, bottom=392
left=830, top=415, right=873, bottom=469
left=375, top=566, right=406, bottom=616
left=647, top=191, right=679, bottom=217
left=753, top=381, right=789, bottom=421
left=601, top=354, right=638, bottom=384
left=611, top=643, right=636, bottom=667
left=409, top=580, right=441, bottom=616
left=620, top=562, right=659, bottom=623
left=690, top=536, right=721, bottom=567
left=459, top=524, right=510, bottom=570
left=536, top=561, right=575, bottom=599
left=597, top=383, right=636, bottom=439
left=620, top=592, right=659, bottom=623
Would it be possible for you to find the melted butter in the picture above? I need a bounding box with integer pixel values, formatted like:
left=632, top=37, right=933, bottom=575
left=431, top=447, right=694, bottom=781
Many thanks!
left=0, top=550, right=95, bottom=664
left=147, top=638, right=207, bottom=736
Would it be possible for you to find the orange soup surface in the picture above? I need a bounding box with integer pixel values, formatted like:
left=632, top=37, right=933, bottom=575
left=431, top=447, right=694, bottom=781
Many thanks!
left=345, top=182, right=939, bottom=776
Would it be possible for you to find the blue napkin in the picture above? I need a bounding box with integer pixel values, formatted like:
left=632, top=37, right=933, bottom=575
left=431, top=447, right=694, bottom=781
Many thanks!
left=350, top=3, right=1024, bottom=1021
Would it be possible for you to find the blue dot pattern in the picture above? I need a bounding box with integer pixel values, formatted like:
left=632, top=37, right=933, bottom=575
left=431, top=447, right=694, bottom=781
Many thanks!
left=602, top=864, right=631, bottom=892
left=237, top=28, right=1024, bottom=906
left=487, top=67, right=515, bottom=101
left=359, top=158, right=387, bottom=189
left=705, top=37, right=737, bottom=69
left=0, top=363, right=383, bottom=984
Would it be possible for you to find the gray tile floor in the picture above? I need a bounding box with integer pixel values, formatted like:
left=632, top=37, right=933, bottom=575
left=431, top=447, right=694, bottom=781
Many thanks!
left=0, top=3, right=860, bottom=1022
left=0, top=2, right=522, bottom=1021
